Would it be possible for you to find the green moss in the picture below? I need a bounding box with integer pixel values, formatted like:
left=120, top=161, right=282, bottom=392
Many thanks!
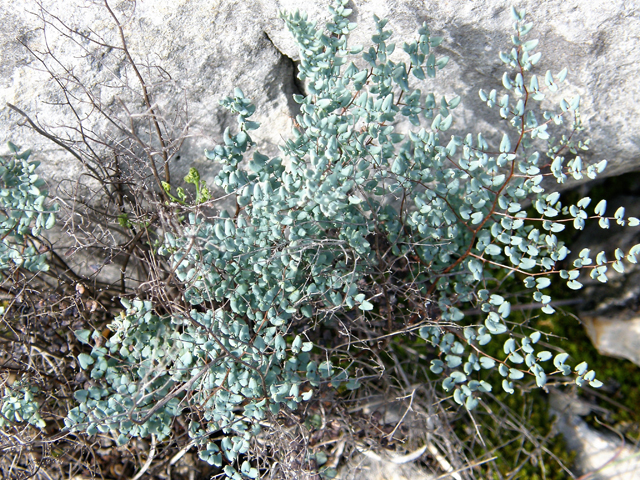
left=450, top=313, right=577, bottom=479
left=471, top=389, right=576, bottom=480
left=382, top=320, right=574, bottom=478
left=538, top=308, right=640, bottom=435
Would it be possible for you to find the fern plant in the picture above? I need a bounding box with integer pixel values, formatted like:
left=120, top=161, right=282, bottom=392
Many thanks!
left=4, top=1, right=637, bottom=478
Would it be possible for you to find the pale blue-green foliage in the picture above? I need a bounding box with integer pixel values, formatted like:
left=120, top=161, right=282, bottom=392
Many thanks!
left=0, top=382, right=46, bottom=429
left=0, top=143, right=55, bottom=431
left=0, top=142, right=56, bottom=273
left=66, top=297, right=319, bottom=469
left=65, top=1, right=638, bottom=477
left=67, top=303, right=186, bottom=444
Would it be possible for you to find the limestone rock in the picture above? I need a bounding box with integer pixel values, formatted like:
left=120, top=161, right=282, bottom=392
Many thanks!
left=550, top=390, right=640, bottom=479
left=556, top=414, right=640, bottom=479
left=583, top=313, right=640, bottom=367
left=1, top=0, right=639, bottom=187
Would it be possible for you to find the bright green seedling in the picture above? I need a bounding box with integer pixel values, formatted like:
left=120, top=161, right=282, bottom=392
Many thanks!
left=162, top=167, right=211, bottom=206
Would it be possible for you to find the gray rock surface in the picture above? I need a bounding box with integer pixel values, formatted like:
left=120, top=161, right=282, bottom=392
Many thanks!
left=550, top=390, right=640, bottom=480
left=1, top=0, right=639, bottom=187
left=583, top=312, right=640, bottom=367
